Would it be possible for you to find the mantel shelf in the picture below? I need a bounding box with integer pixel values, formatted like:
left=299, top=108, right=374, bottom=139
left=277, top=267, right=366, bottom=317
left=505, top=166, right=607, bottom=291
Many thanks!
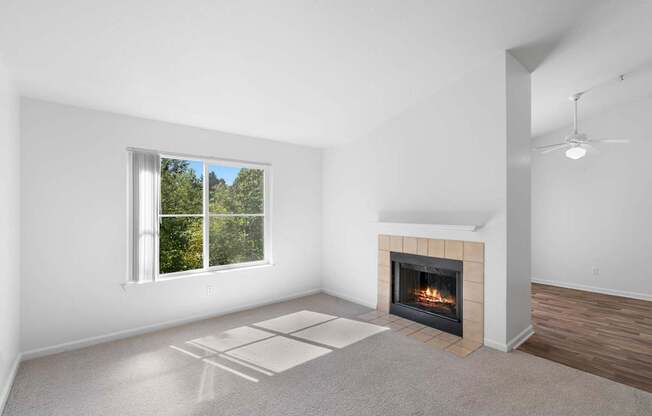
left=374, top=221, right=479, bottom=232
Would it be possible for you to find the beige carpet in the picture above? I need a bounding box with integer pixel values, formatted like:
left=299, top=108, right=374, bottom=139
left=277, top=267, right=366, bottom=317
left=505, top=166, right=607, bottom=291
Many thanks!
left=4, top=294, right=651, bottom=416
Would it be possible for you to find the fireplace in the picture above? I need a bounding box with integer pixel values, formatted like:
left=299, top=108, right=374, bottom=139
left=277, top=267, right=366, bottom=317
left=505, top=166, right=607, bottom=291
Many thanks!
left=390, top=252, right=463, bottom=336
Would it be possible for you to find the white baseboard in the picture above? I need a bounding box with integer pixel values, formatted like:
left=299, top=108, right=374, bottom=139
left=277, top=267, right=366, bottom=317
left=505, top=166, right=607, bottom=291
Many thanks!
left=483, top=325, right=534, bottom=352
left=532, top=278, right=652, bottom=302
left=21, top=288, right=321, bottom=361
left=320, top=288, right=376, bottom=309
left=483, top=339, right=508, bottom=352
left=1, top=354, right=21, bottom=413
left=507, top=324, right=534, bottom=351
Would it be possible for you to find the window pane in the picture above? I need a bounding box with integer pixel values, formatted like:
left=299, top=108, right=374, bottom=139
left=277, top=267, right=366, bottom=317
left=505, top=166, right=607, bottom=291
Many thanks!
left=160, top=217, right=203, bottom=274
left=160, top=158, right=203, bottom=214
left=209, top=216, right=264, bottom=266
left=208, top=165, right=263, bottom=214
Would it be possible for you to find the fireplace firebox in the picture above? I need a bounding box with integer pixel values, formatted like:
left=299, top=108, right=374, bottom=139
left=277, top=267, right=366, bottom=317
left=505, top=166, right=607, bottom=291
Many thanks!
left=390, top=252, right=463, bottom=336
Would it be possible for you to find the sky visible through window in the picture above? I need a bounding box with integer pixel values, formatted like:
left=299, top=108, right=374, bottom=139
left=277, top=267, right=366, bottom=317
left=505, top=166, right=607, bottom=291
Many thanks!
left=210, top=165, right=241, bottom=185
left=186, top=160, right=241, bottom=185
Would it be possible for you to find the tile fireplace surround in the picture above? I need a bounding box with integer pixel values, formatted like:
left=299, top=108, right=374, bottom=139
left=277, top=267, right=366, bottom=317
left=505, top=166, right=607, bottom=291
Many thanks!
left=377, top=235, right=485, bottom=356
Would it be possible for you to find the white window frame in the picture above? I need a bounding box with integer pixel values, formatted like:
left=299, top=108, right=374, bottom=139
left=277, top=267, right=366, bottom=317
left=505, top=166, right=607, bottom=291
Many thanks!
left=155, top=152, right=272, bottom=280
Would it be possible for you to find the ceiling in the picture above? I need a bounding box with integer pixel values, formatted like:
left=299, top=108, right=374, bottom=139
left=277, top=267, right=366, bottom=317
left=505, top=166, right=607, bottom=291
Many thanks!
left=529, top=0, right=652, bottom=139
left=1, top=0, right=650, bottom=147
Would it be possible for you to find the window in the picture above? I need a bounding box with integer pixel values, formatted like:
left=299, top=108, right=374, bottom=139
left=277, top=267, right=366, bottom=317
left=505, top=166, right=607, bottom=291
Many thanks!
left=159, top=158, right=204, bottom=274
left=129, top=149, right=270, bottom=282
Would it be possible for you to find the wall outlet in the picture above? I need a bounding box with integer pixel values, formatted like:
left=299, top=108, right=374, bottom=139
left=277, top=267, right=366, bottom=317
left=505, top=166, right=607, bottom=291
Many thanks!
left=206, top=285, right=215, bottom=296
left=592, top=267, right=600, bottom=276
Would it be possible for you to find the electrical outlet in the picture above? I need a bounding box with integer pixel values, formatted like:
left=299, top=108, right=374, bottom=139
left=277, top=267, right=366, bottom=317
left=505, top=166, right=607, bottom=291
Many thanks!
left=206, top=285, right=215, bottom=296
left=592, top=267, right=600, bottom=276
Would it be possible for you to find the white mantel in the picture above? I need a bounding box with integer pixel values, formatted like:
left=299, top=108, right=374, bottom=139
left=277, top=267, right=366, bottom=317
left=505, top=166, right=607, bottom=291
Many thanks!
left=374, top=221, right=479, bottom=232
left=375, top=211, right=491, bottom=235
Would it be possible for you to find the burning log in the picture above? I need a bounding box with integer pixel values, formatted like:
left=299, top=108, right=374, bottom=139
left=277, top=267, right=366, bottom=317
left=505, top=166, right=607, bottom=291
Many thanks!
left=415, top=287, right=454, bottom=306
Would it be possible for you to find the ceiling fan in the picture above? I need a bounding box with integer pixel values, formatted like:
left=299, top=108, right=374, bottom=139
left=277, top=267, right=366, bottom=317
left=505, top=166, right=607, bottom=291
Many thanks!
left=535, top=92, right=629, bottom=159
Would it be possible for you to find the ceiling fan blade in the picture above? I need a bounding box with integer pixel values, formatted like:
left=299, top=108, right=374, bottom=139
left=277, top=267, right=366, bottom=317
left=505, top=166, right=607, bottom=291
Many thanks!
left=590, top=138, right=630, bottom=143
left=536, top=143, right=570, bottom=154
left=535, top=142, right=567, bottom=150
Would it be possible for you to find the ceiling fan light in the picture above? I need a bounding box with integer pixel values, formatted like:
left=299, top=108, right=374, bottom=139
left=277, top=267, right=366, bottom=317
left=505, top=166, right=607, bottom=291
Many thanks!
left=565, top=146, right=587, bottom=160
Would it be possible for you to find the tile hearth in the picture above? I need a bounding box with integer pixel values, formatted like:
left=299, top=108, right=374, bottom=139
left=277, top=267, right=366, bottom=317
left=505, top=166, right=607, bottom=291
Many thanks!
left=376, top=234, right=485, bottom=357
left=356, top=310, right=481, bottom=357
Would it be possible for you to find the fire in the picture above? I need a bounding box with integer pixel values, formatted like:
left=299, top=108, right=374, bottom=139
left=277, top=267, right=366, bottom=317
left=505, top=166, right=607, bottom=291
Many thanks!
left=416, top=287, right=455, bottom=305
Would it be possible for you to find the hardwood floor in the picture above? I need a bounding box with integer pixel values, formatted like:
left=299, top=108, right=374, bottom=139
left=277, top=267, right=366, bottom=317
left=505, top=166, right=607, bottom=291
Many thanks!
left=519, top=283, right=652, bottom=393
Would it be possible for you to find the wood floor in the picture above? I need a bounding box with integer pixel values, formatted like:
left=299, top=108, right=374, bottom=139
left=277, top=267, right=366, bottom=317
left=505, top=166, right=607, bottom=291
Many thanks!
left=519, top=283, right=652, bottom=393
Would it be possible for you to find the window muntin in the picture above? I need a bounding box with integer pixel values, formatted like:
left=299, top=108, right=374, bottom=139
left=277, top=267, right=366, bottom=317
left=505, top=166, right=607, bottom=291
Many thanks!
left=158, top=156, right=267, bottom=277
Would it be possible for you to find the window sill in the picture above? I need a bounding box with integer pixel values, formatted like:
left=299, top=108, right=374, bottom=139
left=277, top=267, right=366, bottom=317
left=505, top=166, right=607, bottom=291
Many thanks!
left=121, top=262, right=274, bottom=288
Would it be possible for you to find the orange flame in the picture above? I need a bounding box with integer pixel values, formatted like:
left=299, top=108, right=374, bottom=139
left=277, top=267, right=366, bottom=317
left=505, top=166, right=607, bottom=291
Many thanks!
left=416, top=287, right=455, bottom=305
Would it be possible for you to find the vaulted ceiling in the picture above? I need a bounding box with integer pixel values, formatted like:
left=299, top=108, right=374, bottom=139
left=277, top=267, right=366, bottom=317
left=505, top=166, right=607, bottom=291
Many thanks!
left=1, top=0, right=650, bottom=147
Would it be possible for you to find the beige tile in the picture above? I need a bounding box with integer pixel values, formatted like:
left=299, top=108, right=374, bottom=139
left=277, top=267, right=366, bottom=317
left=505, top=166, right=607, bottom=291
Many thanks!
left=385, top=314, right=401, bottom=322
left=463, top=280, right=483, bottom=303
left=436, top=332, right=461, bottom=344
left=377, top=301, right=389, bottom=314
left=464, top=300, right=483, bottom=323
left=428, top=239, right=445, bottom=258
left=370, top=317, right=390, bottom=325
left=377, top=299, right=389, bottom=313
left=409, top=330, right=436, bottom=343
left=376, top=290, right=390, bottom=312
left=446, top=343, right=473, bottom=358
left=463, top=319, right=483, bottom=343
left=455, top=338, right=483, bottom=352
left=378, top=250, right=390, bottom=267
left=389, top=316, right=413, bottom=325
left=398, top=325, right=421, bottom=336
left=463, top=241, right=484, bottom=263
left=417, top=238, right=429, bottom=256
left=378, top=234, right=390, bottom=251
left=416, top=326, right=442, bottom=337
left=426, top=335, right=458, bottom=350
left=403, top=237, right=417, bottom=254
left=464, top=261, right=484, bottom=284
left=405, top=322, right=425, bottom=330
left=357, top=311, right=385, bottom=321
left=377, top=297, right=390, bottom=314
left=387, top=320, right=411, bottom=330
left=445, top=240, right=464, bottom=260
left=389, top=235, right=403, bottom=252
left=378, top=265, right=390, bottom=284
left=378, top=282, right=389, bottom=301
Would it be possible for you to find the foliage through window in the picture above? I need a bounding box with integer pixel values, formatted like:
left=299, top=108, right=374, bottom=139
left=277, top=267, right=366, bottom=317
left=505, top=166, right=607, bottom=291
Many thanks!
left=159, top=157, right=266, bottom=275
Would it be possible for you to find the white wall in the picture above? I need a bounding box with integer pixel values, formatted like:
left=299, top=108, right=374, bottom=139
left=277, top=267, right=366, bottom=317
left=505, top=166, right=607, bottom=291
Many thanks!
left=321, top=52, right=531, bottom=350
left=505, top=54, right=532, bottom=342
left=532, top=96, right=652, bottom=300
left=20, top=99, right=322, bottom=354
left=0, top=56, right=20, bottom=406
